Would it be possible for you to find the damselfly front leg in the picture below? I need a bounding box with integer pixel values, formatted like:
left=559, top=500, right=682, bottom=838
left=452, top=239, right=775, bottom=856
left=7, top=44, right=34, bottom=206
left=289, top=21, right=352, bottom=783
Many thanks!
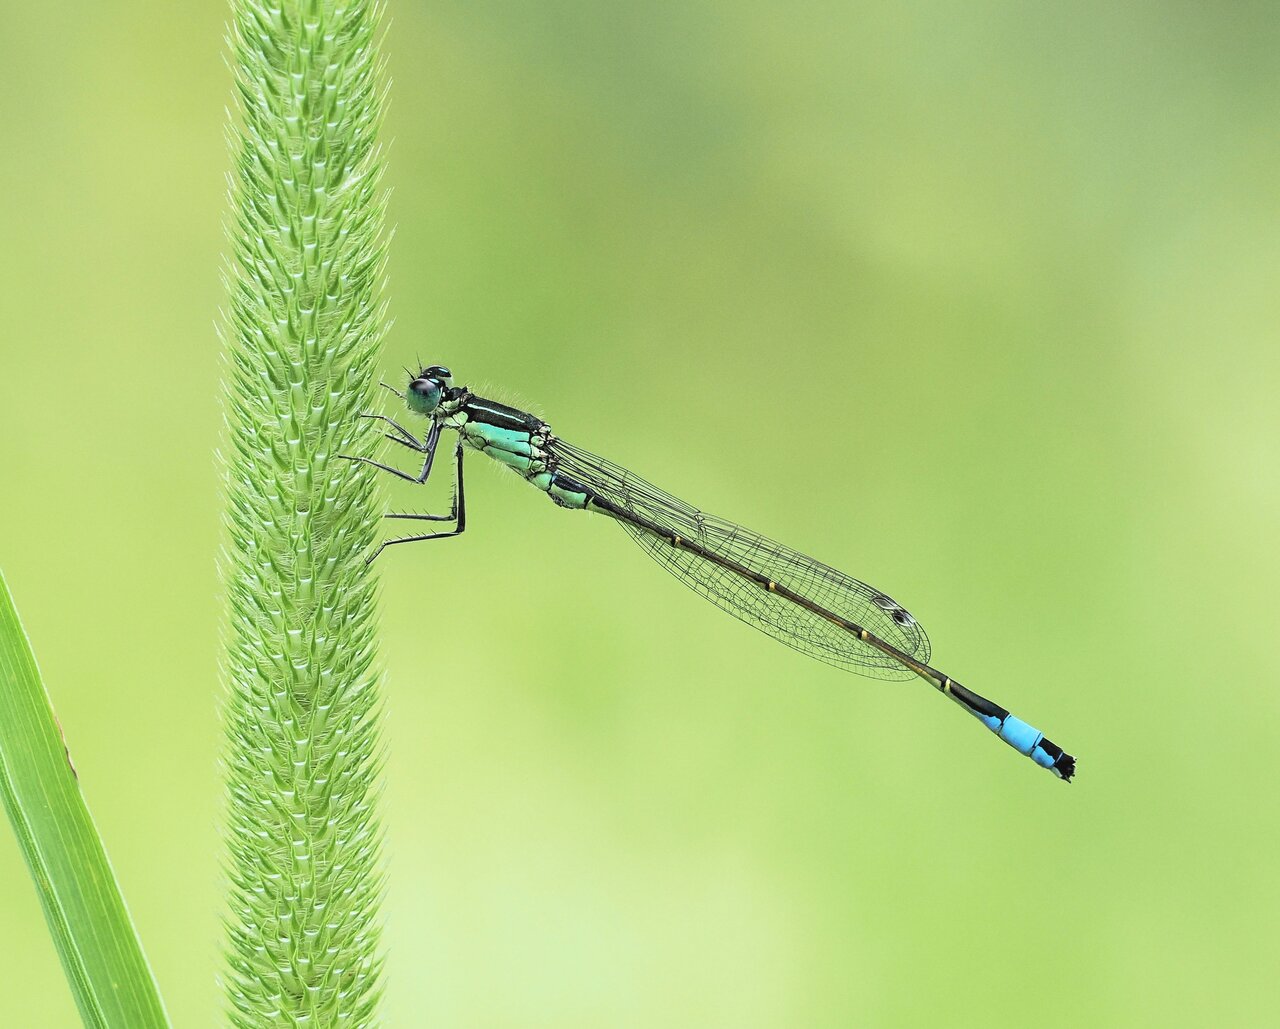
left=342, top=418, right=443, bottom=484
left=362, top=412, right=426, bottom=452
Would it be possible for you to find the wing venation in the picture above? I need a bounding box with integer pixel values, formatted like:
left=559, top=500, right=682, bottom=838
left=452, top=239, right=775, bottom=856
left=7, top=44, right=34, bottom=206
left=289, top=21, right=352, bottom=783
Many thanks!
left=553, top=440, right=930, bottom=680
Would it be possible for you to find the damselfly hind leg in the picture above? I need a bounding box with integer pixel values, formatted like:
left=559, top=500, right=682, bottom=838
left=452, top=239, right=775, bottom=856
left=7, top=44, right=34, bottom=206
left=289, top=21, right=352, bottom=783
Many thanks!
left=367, top=438, right=468, bottom=563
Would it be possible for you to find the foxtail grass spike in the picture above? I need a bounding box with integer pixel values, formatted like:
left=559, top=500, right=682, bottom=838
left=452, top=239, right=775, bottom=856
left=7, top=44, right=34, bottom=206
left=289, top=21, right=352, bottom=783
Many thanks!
left=220, top=1, right=390, bottom=1023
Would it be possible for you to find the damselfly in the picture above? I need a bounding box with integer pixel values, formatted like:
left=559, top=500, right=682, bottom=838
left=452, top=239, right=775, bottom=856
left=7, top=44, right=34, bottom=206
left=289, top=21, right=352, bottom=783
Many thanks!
left=345, top=365, right=1076, bottom=781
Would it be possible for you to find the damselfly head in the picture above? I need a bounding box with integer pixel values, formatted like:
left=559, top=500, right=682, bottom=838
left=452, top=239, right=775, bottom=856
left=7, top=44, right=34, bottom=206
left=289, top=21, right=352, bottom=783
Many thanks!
left=406, top=365, right=453, bottom=416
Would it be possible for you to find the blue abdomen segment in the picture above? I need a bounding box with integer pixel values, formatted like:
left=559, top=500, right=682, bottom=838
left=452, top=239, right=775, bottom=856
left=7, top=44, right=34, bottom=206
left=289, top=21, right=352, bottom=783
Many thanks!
left=976, top=712, right=1067, bottom=774
left=949, top=681, right=1075, bottom=780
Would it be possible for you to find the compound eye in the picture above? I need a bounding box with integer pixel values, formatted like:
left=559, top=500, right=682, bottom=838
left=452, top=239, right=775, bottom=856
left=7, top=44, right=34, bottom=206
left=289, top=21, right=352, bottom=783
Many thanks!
left=407, top=377, right=443, bottom=414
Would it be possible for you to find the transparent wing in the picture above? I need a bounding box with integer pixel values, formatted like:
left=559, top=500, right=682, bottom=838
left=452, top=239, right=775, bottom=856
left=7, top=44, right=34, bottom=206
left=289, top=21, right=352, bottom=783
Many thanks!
left=553, top=440, right=929, bottom=680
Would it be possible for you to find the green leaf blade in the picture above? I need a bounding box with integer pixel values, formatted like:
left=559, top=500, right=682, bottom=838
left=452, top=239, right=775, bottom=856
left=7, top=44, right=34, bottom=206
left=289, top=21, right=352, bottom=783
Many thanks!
left=0, top=568, right=170, bottom=1029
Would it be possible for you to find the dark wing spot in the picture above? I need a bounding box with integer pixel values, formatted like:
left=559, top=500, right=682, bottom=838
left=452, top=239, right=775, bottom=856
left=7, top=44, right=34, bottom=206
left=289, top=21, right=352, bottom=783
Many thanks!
left=871, top=593, right=915, bottom=627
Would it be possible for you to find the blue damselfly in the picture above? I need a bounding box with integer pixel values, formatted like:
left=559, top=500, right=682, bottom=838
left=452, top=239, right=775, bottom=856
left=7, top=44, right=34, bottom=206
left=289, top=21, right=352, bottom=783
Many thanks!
left=345, top=365, right=1075, bottom=781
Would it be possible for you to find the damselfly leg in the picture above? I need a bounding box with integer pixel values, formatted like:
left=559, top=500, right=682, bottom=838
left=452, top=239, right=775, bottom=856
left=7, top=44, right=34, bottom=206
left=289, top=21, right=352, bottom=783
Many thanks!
left=343, top=418, right=443, bottom=484
left=365, top=437, right=467, bottom=563
left=364, top=413, right=425, bottom=451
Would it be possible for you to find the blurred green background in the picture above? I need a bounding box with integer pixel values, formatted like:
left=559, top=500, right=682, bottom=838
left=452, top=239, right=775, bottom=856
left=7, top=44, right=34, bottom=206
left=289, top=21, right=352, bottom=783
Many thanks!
left=2, top=1, right=1278, bottom=1025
